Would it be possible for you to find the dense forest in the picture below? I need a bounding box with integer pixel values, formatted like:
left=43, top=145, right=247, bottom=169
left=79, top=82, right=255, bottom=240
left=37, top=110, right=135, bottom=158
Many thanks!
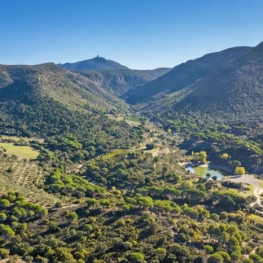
left=1, top=42, right=263, bottom=263
left=132, top=42, right=263, bottom=173
left=1, top=144, right=263, bottom=263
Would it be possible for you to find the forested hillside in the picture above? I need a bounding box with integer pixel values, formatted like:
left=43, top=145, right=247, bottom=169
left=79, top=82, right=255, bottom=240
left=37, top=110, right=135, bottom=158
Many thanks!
left=78, top=68, right=171, bottom=97
left=128, top=42, right=263, bottom=173
left=1, top=43, right=263, bottom=263
left=0, top=63, right=145, bottom=161
left=125, top=46, right=251, bottom=104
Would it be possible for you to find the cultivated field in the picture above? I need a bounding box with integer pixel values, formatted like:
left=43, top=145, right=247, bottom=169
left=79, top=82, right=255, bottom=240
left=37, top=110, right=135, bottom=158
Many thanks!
left=0, top=157, right=59, bottom=207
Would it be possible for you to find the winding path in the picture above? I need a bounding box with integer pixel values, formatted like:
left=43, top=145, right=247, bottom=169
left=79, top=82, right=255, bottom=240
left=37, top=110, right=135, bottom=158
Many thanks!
left=228, top=174, right=263, bottom=213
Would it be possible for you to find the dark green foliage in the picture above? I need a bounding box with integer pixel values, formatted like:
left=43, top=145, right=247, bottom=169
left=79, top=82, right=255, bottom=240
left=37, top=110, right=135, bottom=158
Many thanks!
left=0, top=148, right=261, bottom=262
left=45, top=169, right=105, bottom=198
left=130, top=43, right=263, bottom=172
left=79, top=68, right=171, bottom=97
left=125, top=46, right=251, bottom=104
left=1, top=52, right=263, bottom=262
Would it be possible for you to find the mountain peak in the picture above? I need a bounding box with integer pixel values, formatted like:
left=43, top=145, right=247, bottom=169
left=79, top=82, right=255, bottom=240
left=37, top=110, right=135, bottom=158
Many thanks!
left=59, top=57, right=129, bottom=71
left=93, top=55, right=107, bottom=62
left=255, top=41, right=263, bottom=50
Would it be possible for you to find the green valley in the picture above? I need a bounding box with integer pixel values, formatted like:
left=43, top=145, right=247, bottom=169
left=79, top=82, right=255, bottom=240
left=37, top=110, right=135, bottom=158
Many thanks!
left=1, top=41, right=263, bottom=263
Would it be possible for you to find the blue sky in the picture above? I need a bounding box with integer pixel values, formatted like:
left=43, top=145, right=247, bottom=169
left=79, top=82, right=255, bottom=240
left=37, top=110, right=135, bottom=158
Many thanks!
left=1, top=0, right=263, bottom=69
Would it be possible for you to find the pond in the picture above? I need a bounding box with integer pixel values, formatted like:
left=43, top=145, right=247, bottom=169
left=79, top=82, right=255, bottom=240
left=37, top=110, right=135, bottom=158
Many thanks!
left=186, top=165, right=229, bottom=180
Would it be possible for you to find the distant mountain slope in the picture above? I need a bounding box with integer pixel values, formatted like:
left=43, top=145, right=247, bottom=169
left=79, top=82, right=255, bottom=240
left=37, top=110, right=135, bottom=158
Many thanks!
left=125, top=46, right=251, bottom=104
left=79, top=68, right=171, bottom=96
left=0, top=63, right=123, bottom=110
left=59, top=56, right=129, bottom=71
left=172, top=41, right=263, bottom=121
left=139, top=41, right=263, bottom=125
left=0, top=63, right=130, bottom=138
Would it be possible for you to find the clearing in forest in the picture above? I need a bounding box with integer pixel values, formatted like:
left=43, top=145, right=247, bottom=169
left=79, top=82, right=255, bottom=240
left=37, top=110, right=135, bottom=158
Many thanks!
left=0, top=143, right=39, bottom=159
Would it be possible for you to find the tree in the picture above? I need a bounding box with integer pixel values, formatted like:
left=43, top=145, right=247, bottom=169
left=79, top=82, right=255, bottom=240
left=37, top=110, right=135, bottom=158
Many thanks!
left=208, top=253, right=224, bottom=263
left=170, top=173, right=181, bottom=184
left=84, top=224, right=93, bottom=232
left=86, top=198, right=98, bottom=209
left=228, top=236, right=239, bottom=248
left=6, top=167, right=14, bottom=173
left=55, top=202, right=62, bottom=209
left=222, top=153, right=229, bottom=159
left=32, top=205, right=48, bottom=218
left=129, top=252, right=145, bottom=263
left=231, top=252, right=241, bottom=261
left=146, top=144, right=154, bottom=150
left=232, top=160, right=241, bottom=168
left=0, top=212, right=7, bottom=222
left=0, top=224, right=15, bottom=238
left=100, top=199, right=111, bottom=209
left=235, top=167, right=245, bottom=175
left=67, top=212, right=78, bottom=221
left=205, top=181, right=214, bottom=191
left=24, top=255, right=34, bottom=263
left=0, top=248, right=9, bottom=259
left=194, top=151, right=207, bottom=163
left=258, top=248, right=263, bottom=258
left=0, top=199, right=10, bottom=208
left=155, top=248, right=167, bottom=261
left=137, top=196, right=153, bottom=209
left=217, top=251, right=231, bottom=262
left=212, top=175, right=217, bottom=181
left=54, top=247, right=75, bottom=262
left=204, top=245, right=213, bottom=254
left=206, top=173, right=212, bottom=179
left=180, top=181, right=193, bottom=190
left=249, top=254, right=263, bottom=263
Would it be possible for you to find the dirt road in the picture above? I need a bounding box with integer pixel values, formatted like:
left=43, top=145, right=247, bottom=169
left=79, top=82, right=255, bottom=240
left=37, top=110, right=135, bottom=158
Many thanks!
left=228, top=174, right=263, bottom=208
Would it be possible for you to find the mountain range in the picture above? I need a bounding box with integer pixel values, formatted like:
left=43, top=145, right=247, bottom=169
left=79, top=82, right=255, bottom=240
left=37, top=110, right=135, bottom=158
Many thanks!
left=172, top=42, right=263, bottom=121
left=123, top=42, right=263, bottom=126
left=1, top=41, right=263, bottom=133
left=124, top=46, right=252, bottom=104
left=0, top=63, right=128, bottom=137
left=58, top=56, right=171, bottom=96
left=1, top=40, right=263, bottom=263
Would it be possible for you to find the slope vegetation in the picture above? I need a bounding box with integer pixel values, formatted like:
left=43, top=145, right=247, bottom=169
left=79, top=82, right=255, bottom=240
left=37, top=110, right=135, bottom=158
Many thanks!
left=142, top=42, right=263, bottom=123
left=79, top=68, right=171, bottom=96
left=139, top=41, right=263, bottom=172
left=173, top=42, right=263, bottom=121
left=0, top=63, right=141, bottom=153
left=125, top=46, right=251, bottom=104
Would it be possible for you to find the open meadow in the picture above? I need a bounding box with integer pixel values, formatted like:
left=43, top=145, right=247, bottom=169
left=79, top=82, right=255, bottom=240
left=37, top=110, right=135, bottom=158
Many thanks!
left=0, top=143, right=39, bottom=159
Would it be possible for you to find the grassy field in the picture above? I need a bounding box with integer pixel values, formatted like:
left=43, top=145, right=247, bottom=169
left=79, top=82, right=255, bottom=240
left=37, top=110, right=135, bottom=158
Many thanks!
left=239, top=184, right=255, bottom=197
left=0, top=143, right=39, bottom=159
left=106, top=114, right=141, bottom=127
left=125, top=119, right=141, bottom=127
